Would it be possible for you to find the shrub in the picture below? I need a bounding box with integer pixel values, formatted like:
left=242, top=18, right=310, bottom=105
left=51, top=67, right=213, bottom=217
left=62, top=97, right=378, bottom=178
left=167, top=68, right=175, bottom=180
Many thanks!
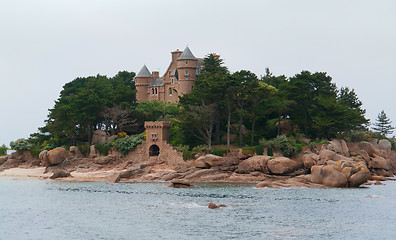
left=173, top=145, right=189, bottom=152
left=182, top=151, right=194, bottom=160
left=0, top=144, right=7, bottom=156
left=10, top=139, right=32, bottom=151
left=113, top=133, right=145, bottom=155
left=77, top=142, right=90, bottom=157
left=30, top=148, right=42, bottom=159
left=95, top=142, right=113, bottom=156
left=255, top=145, right=264, bottom=155
left=259, top=135, right=301, bottom=158
left=192, top=145, right=213, bottom=155
left=212, top=147, right=229, bottom=157
left=242, top=146, right=256, bottom=155
left=267, top=147, right=273, bottom=156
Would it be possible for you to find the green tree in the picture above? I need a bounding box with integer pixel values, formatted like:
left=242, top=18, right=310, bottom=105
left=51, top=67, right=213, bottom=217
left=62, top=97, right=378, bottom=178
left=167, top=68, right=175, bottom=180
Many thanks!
left=373, top=110, right=394, bottom=136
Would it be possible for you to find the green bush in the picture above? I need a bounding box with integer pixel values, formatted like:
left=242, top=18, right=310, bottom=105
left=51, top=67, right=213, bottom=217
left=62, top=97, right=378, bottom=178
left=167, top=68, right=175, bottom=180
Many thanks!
left=267, top=147, right=273, bottom=156
left=242, top=146, right=256, bottom=155
left=113, top=132, right=145, bottom=155
left=0, top=144, right=7, bottom=156
left=77, top=142, right=90, bottom=157
left=10, top=139, right=32, bottom=151
left=182, top=151, right=194, bottom=160
left=95, top=142, right=113, bottom=156
left=192, top=145, right=213, bottom=155
left=212, top=147, right=229, bottom=157
left=30, top=148, right=42, bottom=159
left=255, top=145, right=264, bottom=155
left=259, top=135, right=301, bottom=158
left=173, top=145, right=189, bottom=152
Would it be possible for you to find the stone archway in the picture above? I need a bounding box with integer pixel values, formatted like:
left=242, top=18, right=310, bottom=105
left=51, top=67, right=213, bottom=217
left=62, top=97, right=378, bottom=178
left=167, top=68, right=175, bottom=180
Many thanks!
left=149, top=144, right=160, bottom=156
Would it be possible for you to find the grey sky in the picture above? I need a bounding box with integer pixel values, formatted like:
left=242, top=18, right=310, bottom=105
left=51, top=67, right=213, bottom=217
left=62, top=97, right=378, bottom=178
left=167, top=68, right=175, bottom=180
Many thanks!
left=1, top=0, right=395, bottom=146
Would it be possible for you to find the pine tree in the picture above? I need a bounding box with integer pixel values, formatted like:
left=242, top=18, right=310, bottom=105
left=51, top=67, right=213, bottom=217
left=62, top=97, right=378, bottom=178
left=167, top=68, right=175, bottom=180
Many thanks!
left=373, top=110, right=394, bottom=136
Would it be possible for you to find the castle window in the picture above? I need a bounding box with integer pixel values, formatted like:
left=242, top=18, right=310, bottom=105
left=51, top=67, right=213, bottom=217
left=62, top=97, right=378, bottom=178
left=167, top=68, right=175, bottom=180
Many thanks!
left=155, top=88, right=157, bottom=95
left=186, top=61, right=188, bottom=65
left=196, top=68, right=199, bottom=75
left=169, top=88, right=172, bottom=96
left=171, top=78, right=174, bottom=84
left=185, top=76, right=189, bottom=79
left=185, top=70, right=188, bottom=75
left=151, top=133, right=157, bottom=139
left=152, top=88, right=154, bottom=95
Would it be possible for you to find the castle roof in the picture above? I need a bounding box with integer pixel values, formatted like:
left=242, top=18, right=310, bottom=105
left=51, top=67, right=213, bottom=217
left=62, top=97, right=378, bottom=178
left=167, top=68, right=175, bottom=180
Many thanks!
left=136, top=65, right=153, bottom=77
left=149, top=78, right=164, bottom=87
left=178, top=47, right=196, bottom=60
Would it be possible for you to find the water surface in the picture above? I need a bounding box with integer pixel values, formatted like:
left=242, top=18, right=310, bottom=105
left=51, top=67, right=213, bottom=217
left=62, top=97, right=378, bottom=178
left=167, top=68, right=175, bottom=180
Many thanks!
left=1, top=178, right=395, bottom=239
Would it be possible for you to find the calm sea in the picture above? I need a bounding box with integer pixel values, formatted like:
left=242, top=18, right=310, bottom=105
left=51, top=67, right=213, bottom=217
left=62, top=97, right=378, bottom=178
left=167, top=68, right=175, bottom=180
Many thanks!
left=1, top=178, right=395, bottom=240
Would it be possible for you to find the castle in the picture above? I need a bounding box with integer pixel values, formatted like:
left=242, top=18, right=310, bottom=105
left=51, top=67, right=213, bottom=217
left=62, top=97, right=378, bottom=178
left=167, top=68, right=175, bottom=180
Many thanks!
left=135, top=47, right=203, bottom=103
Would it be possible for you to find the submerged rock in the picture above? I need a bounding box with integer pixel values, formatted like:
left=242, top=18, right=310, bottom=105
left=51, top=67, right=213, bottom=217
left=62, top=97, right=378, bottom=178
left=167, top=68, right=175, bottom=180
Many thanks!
left=169, top=179, right=193, bottom=188
left=208, top=202, right=227, bottom=209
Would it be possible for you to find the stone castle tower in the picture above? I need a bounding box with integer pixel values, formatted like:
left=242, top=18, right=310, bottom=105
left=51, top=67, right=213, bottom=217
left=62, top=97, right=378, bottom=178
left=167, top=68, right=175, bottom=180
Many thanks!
left=135, top=47, right=203, bottom=103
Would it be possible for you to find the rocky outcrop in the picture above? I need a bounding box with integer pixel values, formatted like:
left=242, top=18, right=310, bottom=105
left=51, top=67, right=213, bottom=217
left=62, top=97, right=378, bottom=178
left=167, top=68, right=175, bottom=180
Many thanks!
left=39, top=148, right=71, bottom=166
left=267, top=157, right=303, bottom=175
left=47, top=148, right=71, bottom=166
left=208, top=202, right=227, bottom=209
left=70, top=146, right=82, bottom=158
left=310, top=160, right=370, bottom=187
left=311, top=165, right=348, bottom=187
left=378, top=139, right=392, bottom=152
left=50, top=170, right=71, bottom=179
left=169, top=179, right=192, bottom=188
left=302, top=153, right=318, bottom=169
left=235, top=156, right=270, bottom=174
left=327, top=139, right=350, bottom=156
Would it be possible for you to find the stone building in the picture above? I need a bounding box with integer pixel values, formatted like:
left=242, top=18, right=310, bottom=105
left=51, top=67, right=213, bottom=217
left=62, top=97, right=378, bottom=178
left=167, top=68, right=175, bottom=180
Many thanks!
left=135, top=47, right=203, bottom=103
left=144, top=121, right=171, bottom=157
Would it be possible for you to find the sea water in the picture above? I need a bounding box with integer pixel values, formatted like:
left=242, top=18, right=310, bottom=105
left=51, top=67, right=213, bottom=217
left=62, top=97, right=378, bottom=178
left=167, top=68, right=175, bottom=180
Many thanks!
left=0, top=178, right=396, bottom=240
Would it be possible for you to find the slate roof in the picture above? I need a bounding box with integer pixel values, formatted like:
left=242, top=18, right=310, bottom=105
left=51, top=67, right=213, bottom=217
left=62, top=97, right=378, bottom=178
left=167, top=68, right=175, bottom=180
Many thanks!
left=136, top=65, right=153, bottom=77
left=178, top=47, right=196, bottom=60
left=149, top=78, right=164, bottom=87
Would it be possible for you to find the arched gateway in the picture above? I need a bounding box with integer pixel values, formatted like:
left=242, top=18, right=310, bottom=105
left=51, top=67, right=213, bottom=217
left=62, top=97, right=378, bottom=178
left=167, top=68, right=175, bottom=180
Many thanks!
left=149, top=145, right=160, bottom=156
left=144, top=121, right=171, bottom=158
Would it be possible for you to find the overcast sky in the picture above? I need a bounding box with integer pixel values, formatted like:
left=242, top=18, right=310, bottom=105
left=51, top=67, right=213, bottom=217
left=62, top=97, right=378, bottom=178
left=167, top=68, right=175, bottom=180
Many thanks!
left=1, top=0, right=395, bottom=146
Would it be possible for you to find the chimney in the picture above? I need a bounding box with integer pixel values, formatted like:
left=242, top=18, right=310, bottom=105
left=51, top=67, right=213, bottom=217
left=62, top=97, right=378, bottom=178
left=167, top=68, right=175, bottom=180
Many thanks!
left=152, top=71, right=159, bottom=79
left=171, top=49, right=183, bottom=61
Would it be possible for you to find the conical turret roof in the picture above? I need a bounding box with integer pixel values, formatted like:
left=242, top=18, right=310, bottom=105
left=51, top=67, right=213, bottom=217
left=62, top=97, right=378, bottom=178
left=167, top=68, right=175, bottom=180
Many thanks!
left=136, top=65, right=153, bottom=77
left=178, top=47, right=196, bottom=60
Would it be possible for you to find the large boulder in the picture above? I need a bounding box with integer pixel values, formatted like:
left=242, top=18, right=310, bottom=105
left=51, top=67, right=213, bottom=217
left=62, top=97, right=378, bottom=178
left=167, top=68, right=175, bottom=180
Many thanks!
left=17, top=151, right=34, bottom=161
left=39, top=150, right=49, bottom=166
left=378, top=139, right=392, bottom=152
left=311, top=165, right=348, bottom=187
left=235, top=155, right=271, bottom=174
left=369, top=156, right=391, bottom=171
left=319, top=149, right=340, bottom=162
left=196, top=154, right=223, bottom=167
left=92, top=130, right=109, bottom=144
left=69, top=146, right=82, bottom=158
left=301, top=153, right=319, bottom=169
left=50, top=170, right=71, bottom=179
left=47, top=148, right=71, bottom=165
left=0, top=156, right=8, bottom=165
left=349, top=168, right=370, bottom=187
left=267, top=157, right=302, bottom=175
left=311, top=159, right=370, bottom=188
left=358, top=141, right=382, bottom=157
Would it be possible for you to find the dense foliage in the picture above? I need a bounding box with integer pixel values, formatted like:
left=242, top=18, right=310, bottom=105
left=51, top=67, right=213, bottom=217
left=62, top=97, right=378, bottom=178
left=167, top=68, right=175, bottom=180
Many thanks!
left=15, top=53, right=372, bottom=156
left=0, top=144, right=7, bottom=156
left=10, top=139, right=32, bottom=151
